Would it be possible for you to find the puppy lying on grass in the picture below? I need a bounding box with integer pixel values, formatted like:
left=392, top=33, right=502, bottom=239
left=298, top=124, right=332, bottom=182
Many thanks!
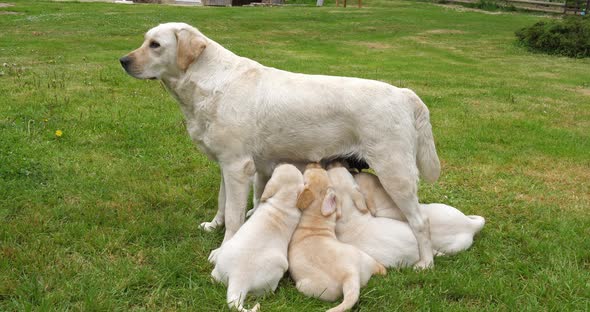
left=354, top=171, right=485, bottom=255
left=328, top=165, right=423, bottom=267
left=209, top=164, right=304, bottom=312
left=288, top=164, right=386, bottom=312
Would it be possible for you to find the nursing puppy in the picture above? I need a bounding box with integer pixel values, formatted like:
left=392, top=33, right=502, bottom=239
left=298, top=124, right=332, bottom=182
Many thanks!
left=328, top=165, right=421, bottom=267
left=120, top=22, right=441, bottom=268
left=288, top=164, right=386, bottom=312
left=354, top=172, right=485, bottom=255
left=210, top=164, right=304, bottom=312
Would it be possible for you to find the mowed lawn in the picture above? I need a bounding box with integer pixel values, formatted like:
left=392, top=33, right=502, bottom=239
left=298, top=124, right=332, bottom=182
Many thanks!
left=1, top=0, right=589, bottom=310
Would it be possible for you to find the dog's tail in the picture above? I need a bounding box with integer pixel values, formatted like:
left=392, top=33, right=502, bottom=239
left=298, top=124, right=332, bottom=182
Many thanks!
left=227, top=282, right=260, bottom=312
left=326, top=275, right=360, bottom=312
left=406, top=89, right=441, bottom=183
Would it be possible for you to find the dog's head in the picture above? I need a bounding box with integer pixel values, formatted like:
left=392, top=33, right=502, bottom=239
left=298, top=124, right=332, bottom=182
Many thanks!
left=119, top=22, right=207, bottom=80
left=296, top=164, right=339, bottom=218
left=327, top=166, right=369, bottom=217
left=260, top=164, right=304, bottom=205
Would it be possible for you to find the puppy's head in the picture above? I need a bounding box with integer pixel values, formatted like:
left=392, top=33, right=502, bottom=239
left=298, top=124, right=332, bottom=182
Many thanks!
left=119, top=22, right=207, bottom=80
left=296, top=166, right=338, bottom=217
left=327, top=167, right=369, bottom=216
left=260, top=164, right=304, bottom=205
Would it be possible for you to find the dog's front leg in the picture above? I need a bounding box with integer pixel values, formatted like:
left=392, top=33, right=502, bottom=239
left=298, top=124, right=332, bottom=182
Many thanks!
left=200, top=170, right=226, bottom=232
left=221, top=158, right=255, bottom=243
left=246, top=172, right=270, bottom=218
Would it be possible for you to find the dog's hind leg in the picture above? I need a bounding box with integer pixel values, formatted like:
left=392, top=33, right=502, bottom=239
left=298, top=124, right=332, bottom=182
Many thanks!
left=200, top=171, right=226, bottom=232
left=367, top=147, right=434, bottom=269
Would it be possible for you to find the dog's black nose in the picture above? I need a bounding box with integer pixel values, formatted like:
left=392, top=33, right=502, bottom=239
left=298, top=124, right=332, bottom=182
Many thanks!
left=119, top=56, right=131, bottom=70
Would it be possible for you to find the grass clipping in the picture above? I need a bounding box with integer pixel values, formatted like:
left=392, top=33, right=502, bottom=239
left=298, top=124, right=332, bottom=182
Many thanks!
left=516, top=17, right=590, bottom=58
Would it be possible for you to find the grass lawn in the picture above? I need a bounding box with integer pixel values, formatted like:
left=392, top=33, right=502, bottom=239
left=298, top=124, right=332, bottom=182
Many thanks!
left=1, top=0, right=589, bottom=310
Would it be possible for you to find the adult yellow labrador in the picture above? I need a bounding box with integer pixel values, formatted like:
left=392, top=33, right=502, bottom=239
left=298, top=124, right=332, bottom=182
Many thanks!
left=120, top=22, right=441, bottom=268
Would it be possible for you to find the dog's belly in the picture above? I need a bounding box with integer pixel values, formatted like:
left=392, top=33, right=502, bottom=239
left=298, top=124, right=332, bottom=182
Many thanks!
left=255, top=119, right=361, bottom=159
left=252, top=148, right=369, bottom=176
left=257, top=121, right=372, bottom=166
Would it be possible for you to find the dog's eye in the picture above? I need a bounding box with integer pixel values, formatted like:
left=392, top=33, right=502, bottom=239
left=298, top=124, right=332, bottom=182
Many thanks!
left=149, top=41, right=160, bottom=49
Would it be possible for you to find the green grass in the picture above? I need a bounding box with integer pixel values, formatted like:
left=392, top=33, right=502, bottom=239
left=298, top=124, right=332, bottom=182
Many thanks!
left=1, top=0, right=589, bottom=310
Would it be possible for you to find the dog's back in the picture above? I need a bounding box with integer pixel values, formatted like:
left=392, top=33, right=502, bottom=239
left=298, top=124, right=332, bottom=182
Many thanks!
left=421, top=203, right=485, bottom=255
left=288, top=205, right=384, bottom=303
left=289, top=167, right=385, bottom=311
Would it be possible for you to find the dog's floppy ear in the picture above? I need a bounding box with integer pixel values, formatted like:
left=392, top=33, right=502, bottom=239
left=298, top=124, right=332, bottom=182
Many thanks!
left=351, top=187, right=369, bottom=214
left=260, top=178, right=278, bottom=203
left=296, top=186, right=314, bottom=210
left=321, top=188, right=337, bottom=217
left=175, top=28, right=207, bottom=72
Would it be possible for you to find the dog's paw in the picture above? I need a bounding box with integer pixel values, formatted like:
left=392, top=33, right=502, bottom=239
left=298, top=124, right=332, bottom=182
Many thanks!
left=246, top=208, right=257, bottom=218
left=374, top=263, right=387, bottom=276
left=434, top=250, right=447, bottom=257
left=413, top=259, right=434, bottom=270
left=208, top=248, right=221, bottom=264
left=199, top=220, right=222, bottom=232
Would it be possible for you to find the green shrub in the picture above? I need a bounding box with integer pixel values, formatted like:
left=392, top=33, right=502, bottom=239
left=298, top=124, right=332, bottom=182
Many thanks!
left=474, top=0, right=503, bottom=10
left=515, top=17, right=590, bottom=58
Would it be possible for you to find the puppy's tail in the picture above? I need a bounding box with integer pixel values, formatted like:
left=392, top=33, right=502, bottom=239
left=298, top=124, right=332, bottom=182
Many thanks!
left=227, top=283, right=260, bottom=312
left=326, top=275, right=360, bottom=312
left=406, top=89, right=441, bottom=183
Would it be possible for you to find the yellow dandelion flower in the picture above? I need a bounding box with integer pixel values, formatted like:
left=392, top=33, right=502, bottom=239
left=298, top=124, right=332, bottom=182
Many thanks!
left=55, top=130, right=63, bottom=137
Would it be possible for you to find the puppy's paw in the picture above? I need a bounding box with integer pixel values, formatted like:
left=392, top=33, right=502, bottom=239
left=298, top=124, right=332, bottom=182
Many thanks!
left=211, top=267, right=223, bottom=283
left=374, top=263, right=387, bottom=276
left=434, top=250, right=446, bottom=257
left=413, top=259, right=434, bottom=270
left=246, top=208, right=257, bottom=218
left=208, top=247, right=221, bottom=264
left=199, top=220, right=222, bottom=232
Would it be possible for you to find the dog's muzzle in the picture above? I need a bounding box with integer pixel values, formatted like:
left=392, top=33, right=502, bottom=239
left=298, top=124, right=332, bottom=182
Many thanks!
left=119, top=56, right=132, bottom=72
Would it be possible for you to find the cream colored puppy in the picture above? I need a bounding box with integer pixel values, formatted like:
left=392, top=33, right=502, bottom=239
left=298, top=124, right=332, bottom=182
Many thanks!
left=328, top=166, right=421, bottom=267
left=354, top=172, right=485, bottom=255
left=288, top=165, right=386, bottom=312
left=210, top=164, right=304, bottom=312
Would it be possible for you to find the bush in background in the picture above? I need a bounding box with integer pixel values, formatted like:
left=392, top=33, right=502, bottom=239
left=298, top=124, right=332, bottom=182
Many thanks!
left=516, top=17, right=590, bottom=58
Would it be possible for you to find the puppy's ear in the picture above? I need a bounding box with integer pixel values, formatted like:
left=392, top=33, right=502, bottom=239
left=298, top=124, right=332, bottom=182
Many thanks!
left=321, top=188, right=337, bottom=217
left=260, top=178, right=278, bottom=203
left=175, top=29, right=207, bottom=72
left=296, top=186, right=314, bottom=210
left=361, top=187, right=377, bottom=216
left=352, top=187, right=369, bottom=214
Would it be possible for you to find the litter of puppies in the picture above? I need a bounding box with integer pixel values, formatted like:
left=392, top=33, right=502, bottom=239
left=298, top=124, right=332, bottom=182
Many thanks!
left=209, top=162, right=485, bottom=312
